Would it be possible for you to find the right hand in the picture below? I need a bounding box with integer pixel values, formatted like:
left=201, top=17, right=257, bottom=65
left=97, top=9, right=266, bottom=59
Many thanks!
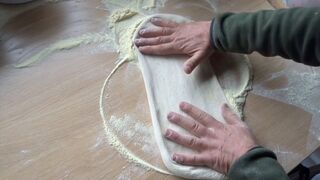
left=164, top=102, right=258, bottom=174
left=135, top=17, right=214, bottom=74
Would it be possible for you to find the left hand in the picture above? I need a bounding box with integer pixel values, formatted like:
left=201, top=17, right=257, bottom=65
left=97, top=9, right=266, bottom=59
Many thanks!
left=135, top=17, right=213, bottom=74
left=164, top=102, right=257, bottom=174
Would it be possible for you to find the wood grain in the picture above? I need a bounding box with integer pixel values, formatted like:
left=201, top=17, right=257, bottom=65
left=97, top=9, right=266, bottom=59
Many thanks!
left=0, top=0, right=319, bottom=179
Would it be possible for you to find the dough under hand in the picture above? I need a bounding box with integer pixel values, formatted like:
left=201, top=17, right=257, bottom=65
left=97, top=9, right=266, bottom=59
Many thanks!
left=133, top=14, right=228, bottom=179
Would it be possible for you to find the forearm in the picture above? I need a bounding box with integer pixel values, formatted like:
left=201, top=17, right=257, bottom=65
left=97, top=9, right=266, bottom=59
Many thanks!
left=211, top=8, right=320, bottom=66
left=228, top=147, right=289, bottom=180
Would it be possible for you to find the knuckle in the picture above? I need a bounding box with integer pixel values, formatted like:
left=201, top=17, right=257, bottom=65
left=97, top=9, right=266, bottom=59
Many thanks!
left=198, top=140, right=207, bottom=149
left=207, top=128, right=216, bottom=137
left=191, top=122, right=200, bottom=132
left=197, top=112, right=206, bottom=120
left=188, top=137, right=196, bottom=147
left=161, top=27, right=171, bottom=35
left=157, top=36, right=166, bottom=44
left=171, top=35, right=178, bottom=44
left=155, top=36, right=161, bottom=43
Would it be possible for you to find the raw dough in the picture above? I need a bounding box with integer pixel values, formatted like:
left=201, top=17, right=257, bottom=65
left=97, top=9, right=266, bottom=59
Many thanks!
left=133, top=14, right=227, bottom=179
left=100, top=8, right=252, bottom=178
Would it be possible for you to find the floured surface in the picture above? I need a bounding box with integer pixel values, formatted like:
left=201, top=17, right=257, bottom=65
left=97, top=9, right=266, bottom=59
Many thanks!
left=134, top=14, right=228, bottom=179
left=99, top=6, right=253, bottom=177
left=1, top=0, right=320, bottom=179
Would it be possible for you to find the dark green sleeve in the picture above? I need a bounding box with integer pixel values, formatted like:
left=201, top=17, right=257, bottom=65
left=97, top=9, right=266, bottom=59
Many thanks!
left=211, top=8, right=320, bottom=66
left=228, top=147, right=289, bottom=180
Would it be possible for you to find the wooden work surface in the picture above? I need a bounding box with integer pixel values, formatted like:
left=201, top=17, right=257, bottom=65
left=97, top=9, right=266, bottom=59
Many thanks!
left=1, top=0, right=319, bottom=179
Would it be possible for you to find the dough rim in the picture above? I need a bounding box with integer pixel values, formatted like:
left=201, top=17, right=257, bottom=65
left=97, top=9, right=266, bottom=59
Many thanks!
left=133, top=14, right=226, bottom=179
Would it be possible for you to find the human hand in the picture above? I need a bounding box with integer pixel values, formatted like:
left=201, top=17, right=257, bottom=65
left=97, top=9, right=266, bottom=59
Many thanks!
left=164, top=102, right=257, bottom=174
left=134, top=17, right=213, bottom=74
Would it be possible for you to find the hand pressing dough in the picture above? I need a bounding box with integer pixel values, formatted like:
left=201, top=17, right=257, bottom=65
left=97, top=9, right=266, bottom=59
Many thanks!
left=133, top=14, right=228, bottom=179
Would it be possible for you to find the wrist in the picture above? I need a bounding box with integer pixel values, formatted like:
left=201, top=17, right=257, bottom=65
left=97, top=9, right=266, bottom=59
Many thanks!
left=209, top=18, right=218, bottom=50
left=228, top=144, right=260, bottom=173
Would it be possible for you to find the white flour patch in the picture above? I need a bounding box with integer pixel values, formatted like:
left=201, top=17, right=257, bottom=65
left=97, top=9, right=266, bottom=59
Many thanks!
left=117, top=164, right=146, bottom=180
left=91, top=131, right=106, bottom=150
left=253, top=68, right=320, bottom=147
left=99, top=59, right=170, bottom=174
left=109, top=114, right=158, bottom=155
left=15, top=32, right=114, bottom=68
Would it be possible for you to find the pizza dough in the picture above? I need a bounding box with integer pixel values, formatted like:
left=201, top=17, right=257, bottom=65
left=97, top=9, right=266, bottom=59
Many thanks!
left=133, top=14, right=228, bottom=179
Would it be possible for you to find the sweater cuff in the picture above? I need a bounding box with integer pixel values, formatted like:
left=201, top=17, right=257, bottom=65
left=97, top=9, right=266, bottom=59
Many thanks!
left=228, top=147, right=289, bottom=180
left=210, top=18, right=218, bottom=50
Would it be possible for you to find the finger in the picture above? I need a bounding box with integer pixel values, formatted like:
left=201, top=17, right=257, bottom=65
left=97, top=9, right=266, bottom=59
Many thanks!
left=165, top=129, right=204, bottom=150
left=139, top=27, right=174, bottom=38
left=167, top=112, right=207, bottom=137
left=150, top=17, right=178, bottom=28
left=183, top=51, right=206, bottom=74
left=138, top=43, right=177, bottom=55
left=172, top=153, right=207, bottom=166
left=221, top=104, right=241, bottom=125
left=135, top=36, right=173, bottom=47
left=180, top=102, right=223, bottom=128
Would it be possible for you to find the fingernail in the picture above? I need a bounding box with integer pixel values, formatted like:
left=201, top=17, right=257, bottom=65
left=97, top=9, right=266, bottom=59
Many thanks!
left=134, top=39, right=140, bottom=44
left=177, top=157, right=182, bottom=163
left=167, top=112, right=174, bottom=121
left=139, top=29, right=145, bottom=34
left=179, top=102, right=187, bottom=110
left=165, top=129, right=172, bottom=138
left=151, top=17, right=159, bottom=22
left=184, top=65, right=192, bottom=74
left=173, top=154, right=182, bottom=163
left=172, top=154, right=177, bottom=161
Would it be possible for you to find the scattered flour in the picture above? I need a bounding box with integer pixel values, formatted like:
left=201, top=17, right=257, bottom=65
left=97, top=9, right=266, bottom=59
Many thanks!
left=109, top=8, right=138, bottom=24
left=15, top=32, right=114, bottom=68
left=117, top=164, right=146, bottom=180
left=99, top=59, right=170, bottom=175
left=8, top=0, right=256, bottom=177
left=108, top=8, right=145, bottom=63
left=253, top=68, right=320, bottom=147
left=109, top=114, right=159, bottom=155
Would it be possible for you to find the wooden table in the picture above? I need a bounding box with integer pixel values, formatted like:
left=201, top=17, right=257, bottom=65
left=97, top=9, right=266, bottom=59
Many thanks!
left=1, top=0, right=319, bottom=179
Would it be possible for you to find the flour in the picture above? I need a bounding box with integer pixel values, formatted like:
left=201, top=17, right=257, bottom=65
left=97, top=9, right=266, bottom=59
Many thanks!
left=10, top=0, right=253, bottom=177
left=109, top=8, right=138, bottom=24
left=99, top=59, right=170, bottom=174
left=108, top=9, right=145, bottom=63
left=108, top=114, right=159, bottom=155
left=101, top=0, right=166, bottom=13
left=253, top=68, right=320, bottom=147
left=223, top=57, right=253, bottom=117
left=15, top=32, right=114, bottom=68
left=117, top=164, right=146, bottom=180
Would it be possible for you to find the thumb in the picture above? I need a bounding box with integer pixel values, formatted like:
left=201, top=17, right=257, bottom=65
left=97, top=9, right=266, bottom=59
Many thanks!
left=183, top=51, right=205, bottom=74
left=221, top=104, right=241, bottom=125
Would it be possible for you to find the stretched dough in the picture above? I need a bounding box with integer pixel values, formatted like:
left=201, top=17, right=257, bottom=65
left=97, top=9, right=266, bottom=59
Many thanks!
left=133, top=14, right=227, bottom=179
